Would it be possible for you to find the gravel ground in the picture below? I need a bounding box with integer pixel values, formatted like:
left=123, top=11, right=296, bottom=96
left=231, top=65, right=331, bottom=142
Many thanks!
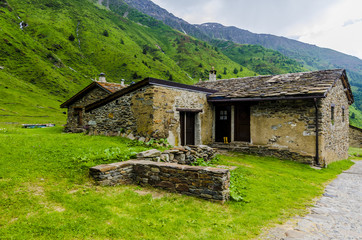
left=262, top=160, right=362, bottom=240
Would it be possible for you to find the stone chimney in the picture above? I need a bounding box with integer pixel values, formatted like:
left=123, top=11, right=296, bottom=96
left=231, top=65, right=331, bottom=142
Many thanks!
left=209, top=67, right=217, bottom=81
left=121, top=79, right=125, bottom=87
left=98, top=73, right=106, bottom=82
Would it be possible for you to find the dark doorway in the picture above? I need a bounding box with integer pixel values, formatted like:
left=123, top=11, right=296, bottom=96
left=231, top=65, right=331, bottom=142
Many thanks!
left=234, top=104, right=250, bottom=142
left=74, top=108, right=83, bottom=127
left=215, top=106, right=231, bottom=142
left=180, top=112, right=195, bottom=145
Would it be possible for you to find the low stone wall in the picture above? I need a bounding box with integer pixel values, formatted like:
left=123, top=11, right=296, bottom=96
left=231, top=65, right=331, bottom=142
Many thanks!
left=349, top=125, right=362, bottom=148
left=136, top=145, right=217, bottom=165
left=212, top=142, right=315, bottom=164
left=89, top=160, right=230, bottom=202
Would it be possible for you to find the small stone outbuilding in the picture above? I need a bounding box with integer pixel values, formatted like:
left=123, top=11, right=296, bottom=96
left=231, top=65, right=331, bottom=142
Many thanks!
left=60, top=74, right=126, bottom=132
left=61, top=69, right=354, bottom=166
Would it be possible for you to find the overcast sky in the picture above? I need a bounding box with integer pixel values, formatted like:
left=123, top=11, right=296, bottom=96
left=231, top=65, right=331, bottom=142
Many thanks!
left=152, top=0, right=362, bottom=60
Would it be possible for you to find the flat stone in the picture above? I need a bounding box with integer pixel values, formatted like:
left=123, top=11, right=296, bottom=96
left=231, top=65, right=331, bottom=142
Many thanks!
left=285, top=230, right=306, bottom=238
left=137, top=149, right=161, bottom=158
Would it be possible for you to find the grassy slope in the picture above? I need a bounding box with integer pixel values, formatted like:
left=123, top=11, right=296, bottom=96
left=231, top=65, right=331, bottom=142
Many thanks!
left=0, top=126, right=355, bottom=239
left=212, top=40, right=308, bottom=75
left=0, top=0, right=258, bottom=125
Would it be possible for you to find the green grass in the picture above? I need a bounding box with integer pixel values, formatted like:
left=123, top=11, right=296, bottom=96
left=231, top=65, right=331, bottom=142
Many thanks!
left=0, top=125, right=356, bottom=239
left=349, top=147, right=362, bottom=160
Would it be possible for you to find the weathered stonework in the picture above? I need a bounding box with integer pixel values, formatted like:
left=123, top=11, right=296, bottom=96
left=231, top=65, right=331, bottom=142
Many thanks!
left=319, top=79, right=350, bottom=164
left=135, top=145, right=217, bottom=165
left=349, top=125, right=362, bottom=148
left=89, top=160, right=230, bottom=202
left=250, top=99, right=317, bottom=161
left=85, top=85, right=213, bottom=146
left=65, top=87, right=109, bottom=132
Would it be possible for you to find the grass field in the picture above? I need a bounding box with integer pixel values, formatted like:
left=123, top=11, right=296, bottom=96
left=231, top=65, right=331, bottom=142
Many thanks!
left=0, top=125, right=357, bottom=239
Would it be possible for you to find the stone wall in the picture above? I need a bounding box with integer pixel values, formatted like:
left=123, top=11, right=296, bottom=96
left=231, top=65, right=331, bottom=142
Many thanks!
left=89, top=160, right=230, bottom=202
left=349, top=125, right=362, bottom=148
left=320, top=79, right=350, bottom=164
left=212, top=142, right=315, bottom=164
left=250, top=99, right=317, bottom=161
left=66, top=87, right=109, bottom=132
left=86, top=87, right=143, bottom=136
left=136, top=145, right=217, bottom=165
left=85, top=85, right=213, bottom=146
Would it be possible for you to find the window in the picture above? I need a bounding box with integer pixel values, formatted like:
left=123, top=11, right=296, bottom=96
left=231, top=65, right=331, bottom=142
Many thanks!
left=220, top=110, right=228, bottom=120
left=342, top=106, right=345, bottom=122
left=331, top=104, right=335, bottom=125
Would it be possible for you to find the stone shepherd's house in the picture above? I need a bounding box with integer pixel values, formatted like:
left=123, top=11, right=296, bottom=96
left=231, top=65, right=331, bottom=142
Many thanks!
left=61, top=69, right=354, bottom=166
left=60, top=73, right=127, bottom=132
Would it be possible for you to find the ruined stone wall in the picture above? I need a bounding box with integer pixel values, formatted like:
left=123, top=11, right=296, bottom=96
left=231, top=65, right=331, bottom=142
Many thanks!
left=349, top=125, right=362, bottom=148
left=89, top=160, right=230, bottom=202
left=66, top=87, right=109, bottom=132
left=319, top=79, right=350, bottom=164
left=250, top=100, right=317, bottom=159
left=86, top=85, right=212, bottom=146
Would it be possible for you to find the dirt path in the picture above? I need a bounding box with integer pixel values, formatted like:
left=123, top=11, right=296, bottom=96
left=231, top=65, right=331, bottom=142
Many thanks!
left=263, top=160, right=362, bottom=239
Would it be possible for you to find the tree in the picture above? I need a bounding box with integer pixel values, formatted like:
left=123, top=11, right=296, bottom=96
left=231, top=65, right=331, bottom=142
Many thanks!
left=103, top=30, right=109, bottom=37
left=233, top=68, right=238, bottom=74
left=223, top=67, right=227, bottom=75
left=351, top=112, right=355, bottom=119
left=198, top=63, right=203, bottom=68
left=240, top=66, right=243, bottom=72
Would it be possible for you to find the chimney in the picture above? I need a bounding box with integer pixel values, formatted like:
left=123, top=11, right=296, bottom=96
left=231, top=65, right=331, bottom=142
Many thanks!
left=121, top=79, right=125, bottom=87
left=98, top=73, right=106, bottom=82
left=209, top=66, right=217, bottom=81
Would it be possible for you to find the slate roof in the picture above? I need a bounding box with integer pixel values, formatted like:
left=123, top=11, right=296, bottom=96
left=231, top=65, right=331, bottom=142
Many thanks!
left=195, top=69, right=353, bottom=103
left=85, top=77, right=216, bottom=112
left=60, top=81, right=127, bottom=108
left=97, top=82, right=126, bottom=93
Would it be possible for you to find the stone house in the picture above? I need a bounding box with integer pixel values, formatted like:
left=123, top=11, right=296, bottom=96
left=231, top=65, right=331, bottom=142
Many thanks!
left=61, top=69, right=354, bottom=166
left=60, top=73, right=126, bottom=132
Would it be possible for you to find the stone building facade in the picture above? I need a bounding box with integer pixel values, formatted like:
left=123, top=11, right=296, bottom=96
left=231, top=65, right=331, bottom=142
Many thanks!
left=62, top=69, right=354, bottom=165
left=84, top=79, right=214, bottom=146
left=349, top=125, right=362, bottom=148
left=61, top=78, right=126, bottom=132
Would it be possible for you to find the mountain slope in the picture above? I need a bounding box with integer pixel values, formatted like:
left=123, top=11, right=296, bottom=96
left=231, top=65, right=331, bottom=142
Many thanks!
left=0, top=0, right=257, bottom=123
left=122, top=0, right=362, bottom=126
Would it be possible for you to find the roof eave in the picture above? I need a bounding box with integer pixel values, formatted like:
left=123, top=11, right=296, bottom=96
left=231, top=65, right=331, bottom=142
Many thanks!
left=208, top=95, right=326, bottom=102
left=60, top=82, right=112, bottom=108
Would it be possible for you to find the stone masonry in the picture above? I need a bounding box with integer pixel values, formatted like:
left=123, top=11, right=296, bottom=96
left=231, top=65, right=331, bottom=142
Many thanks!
left=319, top=79, right=350, bottom=164
left=89, top=160, right=230, bottom=202
left=136, top=145, right=217, bottom=165
left=349, top=125, right=362, bottom=148
left=85, top=84, right=213, bottom=146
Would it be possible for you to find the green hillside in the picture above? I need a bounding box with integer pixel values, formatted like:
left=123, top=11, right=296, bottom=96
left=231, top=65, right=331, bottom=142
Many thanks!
left=0, top=0, right=256, bottom=124
left=0, top=0, right=360, bottom=128
left=212, top=40, right=307, bottom=75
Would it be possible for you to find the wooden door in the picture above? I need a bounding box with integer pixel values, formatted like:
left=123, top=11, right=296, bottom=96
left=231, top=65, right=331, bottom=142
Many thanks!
left=215, top=106, right=231, bottom=142
left=234, top=104, right=250, bottom=142
left=180, top=112, right=195, bottom=145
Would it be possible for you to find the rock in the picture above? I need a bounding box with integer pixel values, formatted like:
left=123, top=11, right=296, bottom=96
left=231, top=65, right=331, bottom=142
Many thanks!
left=137, top=149, right=161, bottom=158
left=0, top=66, right=3, bottom=70
left=161, top=153, right=170, bottom=162
left=138, top=137, right=146, bottom=142
left=127, top=133, right=135, bottom=140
